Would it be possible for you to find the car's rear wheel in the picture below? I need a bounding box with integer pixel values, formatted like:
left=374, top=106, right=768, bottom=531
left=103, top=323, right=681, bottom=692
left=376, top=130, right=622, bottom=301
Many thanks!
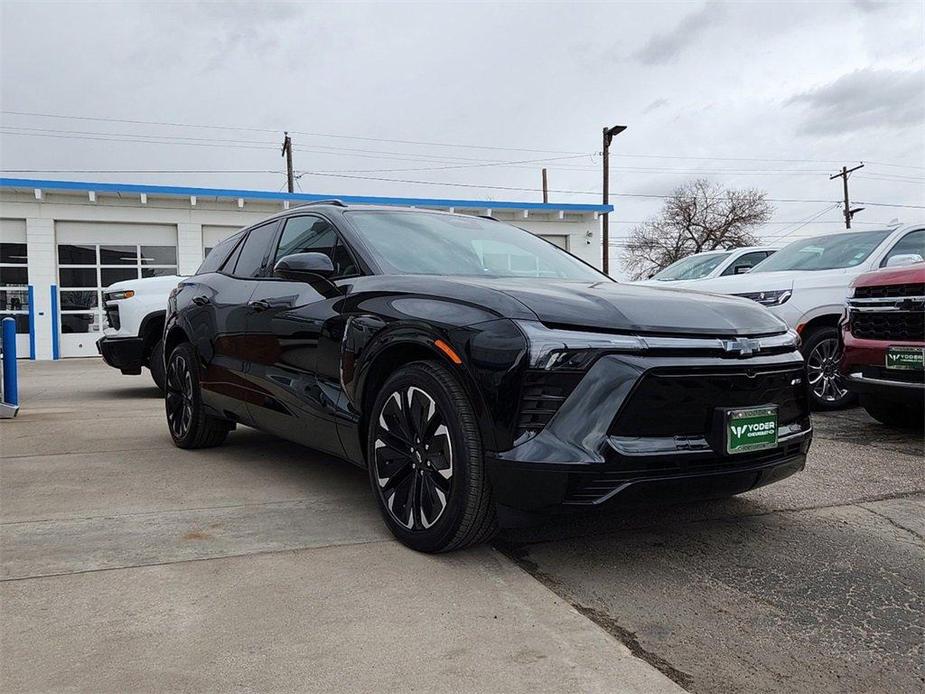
left=165, top=342, right=229, bottom=449
left=861, top=394, right=924, bottom=430
left=367, top=361, right=497, bottom=553
left=803, top=326, right=856, bottom=410
left=149, top=338, right=166, bottom=392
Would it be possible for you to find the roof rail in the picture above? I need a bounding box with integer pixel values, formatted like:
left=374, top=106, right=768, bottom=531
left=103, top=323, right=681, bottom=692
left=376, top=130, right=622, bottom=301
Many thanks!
left=291, top=199, right=347, bottom=208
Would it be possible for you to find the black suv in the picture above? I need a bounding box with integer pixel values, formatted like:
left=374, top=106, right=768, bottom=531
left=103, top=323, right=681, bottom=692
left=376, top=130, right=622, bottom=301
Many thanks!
left=164, top=203, right=812, bottom=552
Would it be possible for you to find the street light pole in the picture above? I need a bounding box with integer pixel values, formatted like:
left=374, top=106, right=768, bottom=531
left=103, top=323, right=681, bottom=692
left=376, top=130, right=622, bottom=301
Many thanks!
left=602, top=124, right=627, bottom=276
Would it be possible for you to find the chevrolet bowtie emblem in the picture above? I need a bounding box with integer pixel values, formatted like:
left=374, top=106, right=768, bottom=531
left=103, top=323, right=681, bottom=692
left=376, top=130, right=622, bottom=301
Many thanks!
left=723, top=337, right=761, bottom=356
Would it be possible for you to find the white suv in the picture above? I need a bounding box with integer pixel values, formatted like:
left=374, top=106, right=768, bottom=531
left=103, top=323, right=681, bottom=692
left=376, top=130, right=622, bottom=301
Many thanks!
left=96, top=274, right=182, bottom=390
left=639, top=246, right=777, bottom=285
left=683, top=224, right=924, bottom=409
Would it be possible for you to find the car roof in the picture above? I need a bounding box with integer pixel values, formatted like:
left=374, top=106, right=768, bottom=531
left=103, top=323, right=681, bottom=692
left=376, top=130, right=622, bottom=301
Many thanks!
left=252, top=201, right=478, bottom=226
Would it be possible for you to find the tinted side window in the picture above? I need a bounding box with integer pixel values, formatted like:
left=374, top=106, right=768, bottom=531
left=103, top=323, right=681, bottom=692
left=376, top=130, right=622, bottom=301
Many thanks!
left=881, top=230, right=925, bottom=266
left=232, top=222, right=278, bottom=278
left=197, top=232, right=243, bottom=274
left=274, top=216, right=358, bottom=278
left=721, top=251, right=770, bottom=276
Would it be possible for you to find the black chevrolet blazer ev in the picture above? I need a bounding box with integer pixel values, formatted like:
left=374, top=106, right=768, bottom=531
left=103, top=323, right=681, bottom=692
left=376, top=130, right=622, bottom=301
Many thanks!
left=164, top=203, right=812, bottom=552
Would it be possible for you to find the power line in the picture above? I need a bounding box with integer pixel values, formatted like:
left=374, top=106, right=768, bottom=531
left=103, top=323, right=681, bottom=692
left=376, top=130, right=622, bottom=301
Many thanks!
left=4, top=109, right=924, bottom=170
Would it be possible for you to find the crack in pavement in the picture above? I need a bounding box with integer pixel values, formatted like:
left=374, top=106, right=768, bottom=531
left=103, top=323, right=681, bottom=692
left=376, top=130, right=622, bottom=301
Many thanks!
left=0, top=537, right=395, bottom=583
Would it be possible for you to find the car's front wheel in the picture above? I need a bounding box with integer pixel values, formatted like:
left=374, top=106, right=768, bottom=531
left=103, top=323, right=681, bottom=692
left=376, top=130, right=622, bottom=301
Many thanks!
left=149, top=338, right=166, bottom=392
left=367, top=361, right=497, bottom=552
left=803, top=326, right=856, bottom=411
left=165, top=343, right=229, bottom=449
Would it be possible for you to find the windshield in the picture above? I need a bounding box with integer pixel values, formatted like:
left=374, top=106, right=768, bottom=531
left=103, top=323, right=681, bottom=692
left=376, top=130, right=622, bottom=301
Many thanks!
left=651, top=252, right=730, bottom=281
left=346, top=211, right=606, bottom=281
left=751, top=230, right=892, bottom=272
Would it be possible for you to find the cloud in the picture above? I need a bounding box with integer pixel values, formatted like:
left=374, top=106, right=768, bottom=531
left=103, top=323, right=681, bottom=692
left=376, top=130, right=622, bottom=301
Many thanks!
left=643, top=97, right=670, bottom=114
left=632, top=3, right=724, bottom=65
left=786, top=67, right=925, bottom=135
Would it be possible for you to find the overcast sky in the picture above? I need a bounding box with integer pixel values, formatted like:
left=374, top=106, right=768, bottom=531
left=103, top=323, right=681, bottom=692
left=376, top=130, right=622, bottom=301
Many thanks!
left=1, top=0, right=922, bottom=263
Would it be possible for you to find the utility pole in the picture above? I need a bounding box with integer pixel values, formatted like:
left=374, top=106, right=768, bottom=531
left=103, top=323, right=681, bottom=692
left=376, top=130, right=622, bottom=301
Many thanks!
left=281, top=131, right=294, bottom=194
left=602, top=124, right=627, bottom=275
left=829, top=163, right=864, bottom=229
left=541, top=168, right=548, bottom=204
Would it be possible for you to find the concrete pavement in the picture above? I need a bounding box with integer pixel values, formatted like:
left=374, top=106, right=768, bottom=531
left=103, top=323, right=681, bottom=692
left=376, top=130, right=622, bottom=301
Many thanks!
left=1, top=359, right=682, bottom=693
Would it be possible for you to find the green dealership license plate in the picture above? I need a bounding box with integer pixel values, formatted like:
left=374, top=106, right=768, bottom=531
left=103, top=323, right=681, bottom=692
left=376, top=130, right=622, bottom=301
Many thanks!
left=886, top=346, right=924, bottom=371
left=726, top=406, right=778, bottom=455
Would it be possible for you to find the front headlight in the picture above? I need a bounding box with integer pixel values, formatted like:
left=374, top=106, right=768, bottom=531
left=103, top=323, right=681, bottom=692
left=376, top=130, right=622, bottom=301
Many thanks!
left=106, top=289, right=135, bottom=301
left=516, top=321, right=646, bottom=369
left=734, top=289, right=792, bottom=307
left=517, top=321, right=803, bottom=369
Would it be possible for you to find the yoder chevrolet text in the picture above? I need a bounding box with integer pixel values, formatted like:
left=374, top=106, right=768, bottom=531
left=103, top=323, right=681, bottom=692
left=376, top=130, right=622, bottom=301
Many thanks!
left=164, top=203, right=812, bottom=552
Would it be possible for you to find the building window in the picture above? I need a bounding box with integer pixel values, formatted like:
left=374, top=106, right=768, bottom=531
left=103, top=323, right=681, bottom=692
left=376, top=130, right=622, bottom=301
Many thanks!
left=0, top=242, right=29, bottom=334
left=57, top=243, right=177, bottom=334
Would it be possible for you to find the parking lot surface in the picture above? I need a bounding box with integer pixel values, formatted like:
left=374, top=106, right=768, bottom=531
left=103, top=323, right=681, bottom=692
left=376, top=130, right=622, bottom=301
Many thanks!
left=1, top=360, right=680, bottom=694
left=2, top=359, right=922, bottom=693
left=498, top=409, right=924, bottom=693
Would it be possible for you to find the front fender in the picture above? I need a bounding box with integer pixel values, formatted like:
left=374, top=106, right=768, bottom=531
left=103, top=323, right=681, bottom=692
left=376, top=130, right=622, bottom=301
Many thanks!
left=343, top=315, right=529, bottom=455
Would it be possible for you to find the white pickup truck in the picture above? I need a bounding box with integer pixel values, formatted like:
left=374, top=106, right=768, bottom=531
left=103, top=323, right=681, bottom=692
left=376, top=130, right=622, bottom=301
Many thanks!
left=96, top=274, right=182, bottom=390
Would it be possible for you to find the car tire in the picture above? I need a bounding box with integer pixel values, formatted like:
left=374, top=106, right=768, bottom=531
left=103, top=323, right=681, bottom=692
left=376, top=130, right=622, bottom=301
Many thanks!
left=165, top=342, right=229, bottom=449
left=802, top=326, right=857, bottom=411
left=861, top=394, right=924, bottom=431
left=367, top=360, right=498, bottom=553
left=149, top=338, right=166, bottom=392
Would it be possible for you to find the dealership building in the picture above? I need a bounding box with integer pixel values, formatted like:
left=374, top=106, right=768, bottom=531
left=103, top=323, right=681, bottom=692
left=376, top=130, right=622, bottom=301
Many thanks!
left=0, top=177, right=609, bottom=360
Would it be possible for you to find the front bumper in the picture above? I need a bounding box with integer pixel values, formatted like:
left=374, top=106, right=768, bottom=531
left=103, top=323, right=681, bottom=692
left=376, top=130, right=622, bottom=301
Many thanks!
left=843, top=371, right=924, bottom=402
left=96, top=336, right=145, bottom=374
left=487, top=351, right=812, bottom=513
left=840, top=332, right=924, bottom=403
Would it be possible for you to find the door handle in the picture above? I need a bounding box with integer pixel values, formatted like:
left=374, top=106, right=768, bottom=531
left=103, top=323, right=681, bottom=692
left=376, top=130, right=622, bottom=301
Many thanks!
left=192, top=295, right=210, bottom=306
left=248, top=299, right=272, bottom=312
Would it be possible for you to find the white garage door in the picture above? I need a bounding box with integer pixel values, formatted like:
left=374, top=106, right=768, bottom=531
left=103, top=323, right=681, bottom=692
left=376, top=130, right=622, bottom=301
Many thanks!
left=56, top=223, right=177, bottom=357
left=0, top=219, right=31, bottom=358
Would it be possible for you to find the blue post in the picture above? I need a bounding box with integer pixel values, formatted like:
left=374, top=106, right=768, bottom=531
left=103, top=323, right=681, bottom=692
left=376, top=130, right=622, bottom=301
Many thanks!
left=2, top=316, right=18, bottom=407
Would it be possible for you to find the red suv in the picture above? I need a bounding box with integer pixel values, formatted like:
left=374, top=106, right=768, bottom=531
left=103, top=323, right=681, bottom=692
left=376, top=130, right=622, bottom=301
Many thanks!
left=841, top=263, right=924, bottom=428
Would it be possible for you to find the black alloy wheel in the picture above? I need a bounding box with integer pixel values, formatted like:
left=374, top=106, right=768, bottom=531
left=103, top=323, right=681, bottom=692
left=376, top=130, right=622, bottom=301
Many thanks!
left=165, top=342, right=229, bottom=449
left=803, top=326, right=856, bottom=410
left=374, top=385, right=454, bottom=530
left=166, top=350, right=194, bottom=440
left=367, top=361, right=497, bottom=552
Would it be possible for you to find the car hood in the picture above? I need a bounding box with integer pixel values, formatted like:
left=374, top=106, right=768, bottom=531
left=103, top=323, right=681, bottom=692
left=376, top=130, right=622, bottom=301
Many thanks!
left=104, top=274, right=184, bottom=293
left=452, top=277, right=788, bottom=336
left=680, top=267, right=862, bottom=295
left=852, top=262, right=925, bottom=288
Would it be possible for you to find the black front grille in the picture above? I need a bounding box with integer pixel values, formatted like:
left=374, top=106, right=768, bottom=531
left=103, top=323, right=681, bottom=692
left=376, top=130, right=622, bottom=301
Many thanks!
left=516, top=370, right=583, bottom=436
left=850, top=311, right=923, bottom=341
left=854, top=283, right=924, bottom=299
left=104, top=304, right=120, bottom=330
left=611, top=365, right=807, bottom=438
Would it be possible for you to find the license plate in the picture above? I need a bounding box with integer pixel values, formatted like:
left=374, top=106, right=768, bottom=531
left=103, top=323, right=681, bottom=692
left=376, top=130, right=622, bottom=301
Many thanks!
left=726, top=406, right=778, bottom=455
left=886, top=346, right=924, bottom=371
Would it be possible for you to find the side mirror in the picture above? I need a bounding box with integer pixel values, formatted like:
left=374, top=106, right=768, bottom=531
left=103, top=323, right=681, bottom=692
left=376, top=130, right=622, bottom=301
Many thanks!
left=734, top=266, right=752, bottom=274
left=885, top=253, right=923, bottom=268
left=274, top=252, right=335, bottom=281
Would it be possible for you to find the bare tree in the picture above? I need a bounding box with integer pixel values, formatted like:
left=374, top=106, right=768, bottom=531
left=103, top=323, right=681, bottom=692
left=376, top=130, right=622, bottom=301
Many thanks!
left=620, top=179, right=773, bottom=280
